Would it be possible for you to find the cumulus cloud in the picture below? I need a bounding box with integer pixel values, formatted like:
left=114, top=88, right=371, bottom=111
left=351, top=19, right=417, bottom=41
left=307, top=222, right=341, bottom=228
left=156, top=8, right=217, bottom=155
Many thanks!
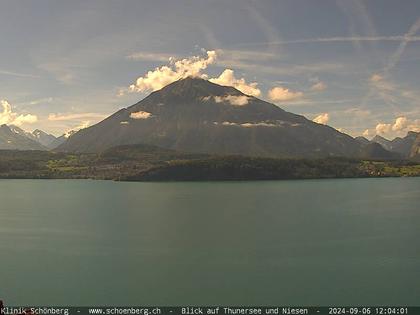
left=375, top=116, right=420, bottom=136
left=130, top=111, right=153, bottom=119
left=212, top=95, right=250, bottom=106
left=392, top=116, right=408, bottom=131
left=268, top=86, right=303, bottom=102
left=363, top=129, right=370, bottom=137
left=123, top=50, right=217, bottom=94
left=209, top=69, right=261, bottom=97
left=122, top=51, right=261, bottom=98
left=0, top=99, right=38, bottom=126
left=310, top=81, right=327, bottom=91
left=375, top=123, right=392, bottom=135
left=313, top=113, right=329, bottom=125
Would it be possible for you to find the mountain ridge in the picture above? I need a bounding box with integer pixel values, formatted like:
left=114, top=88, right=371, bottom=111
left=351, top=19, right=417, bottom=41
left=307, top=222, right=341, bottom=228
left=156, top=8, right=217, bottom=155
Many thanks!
left=57, top=77, right=367, bottom=158
left=0, top=124, right=47, bottom=150
left=54, top=77, right=419, bottom=160
left=371, top=131, right=419, bottom=158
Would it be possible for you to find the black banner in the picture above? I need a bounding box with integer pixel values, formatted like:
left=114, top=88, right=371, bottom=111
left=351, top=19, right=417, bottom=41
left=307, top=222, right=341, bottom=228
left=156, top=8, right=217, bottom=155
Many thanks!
left=0, top=306, right=417, bottom=315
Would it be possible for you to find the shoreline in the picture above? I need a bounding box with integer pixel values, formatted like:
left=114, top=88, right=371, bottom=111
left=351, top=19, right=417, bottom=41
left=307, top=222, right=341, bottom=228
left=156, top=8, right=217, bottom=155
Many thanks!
left=0, top=173, right=418, bottom=182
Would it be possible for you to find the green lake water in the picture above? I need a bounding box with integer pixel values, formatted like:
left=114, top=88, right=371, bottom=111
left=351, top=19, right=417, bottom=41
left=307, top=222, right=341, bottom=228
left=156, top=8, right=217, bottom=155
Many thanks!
left=0, top=178, right=419, bottom=305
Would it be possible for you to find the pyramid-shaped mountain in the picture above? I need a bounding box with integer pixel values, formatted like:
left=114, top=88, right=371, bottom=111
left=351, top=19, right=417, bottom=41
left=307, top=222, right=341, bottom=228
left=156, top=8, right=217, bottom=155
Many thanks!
left=58, top=77, right=363, bottom=157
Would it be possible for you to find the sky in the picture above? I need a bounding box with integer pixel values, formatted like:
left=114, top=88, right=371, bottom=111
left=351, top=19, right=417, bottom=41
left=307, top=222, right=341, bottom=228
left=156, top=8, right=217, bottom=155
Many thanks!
left=0, top=0, right=419, bottom=139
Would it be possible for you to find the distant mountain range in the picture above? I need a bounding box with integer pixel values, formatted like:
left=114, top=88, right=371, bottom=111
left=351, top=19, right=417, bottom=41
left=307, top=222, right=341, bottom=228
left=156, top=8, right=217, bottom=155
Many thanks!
left=31, top=129, right=57, bottom=148
left=0, top=124, right=69, bottom=150
left=2, top=77, right=418, bottom=161
left=369, top=131, right=419, bottom=159
left=0, top=125, right=46, bottom=150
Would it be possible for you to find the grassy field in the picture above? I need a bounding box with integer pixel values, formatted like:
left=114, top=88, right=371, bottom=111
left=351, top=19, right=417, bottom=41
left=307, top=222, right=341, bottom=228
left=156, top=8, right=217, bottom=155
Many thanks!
left=0, top=145, right=419, bottom=181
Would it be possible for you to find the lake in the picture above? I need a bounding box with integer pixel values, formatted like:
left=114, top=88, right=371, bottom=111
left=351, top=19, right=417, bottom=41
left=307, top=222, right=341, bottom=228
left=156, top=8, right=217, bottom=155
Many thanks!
left=0, top=178, right=419, bottom=306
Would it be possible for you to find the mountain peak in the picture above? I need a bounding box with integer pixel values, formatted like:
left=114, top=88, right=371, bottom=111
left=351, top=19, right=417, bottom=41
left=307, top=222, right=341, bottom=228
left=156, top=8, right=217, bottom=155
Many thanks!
left=158, top=76, right=241, bottom=99
left=0, top=124, right=46, bottom=150
left=372, top=135, right=390, bottom=142
left=407, top=131, right=419, bottom=137
left=57, top=76, right=365, bottom=157
left=355, top=136, right=370, bottom=145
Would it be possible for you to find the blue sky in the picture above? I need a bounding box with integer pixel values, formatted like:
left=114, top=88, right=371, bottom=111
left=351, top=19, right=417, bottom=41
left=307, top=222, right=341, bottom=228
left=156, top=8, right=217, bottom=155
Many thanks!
left=0, top=0, right=419, bottom=138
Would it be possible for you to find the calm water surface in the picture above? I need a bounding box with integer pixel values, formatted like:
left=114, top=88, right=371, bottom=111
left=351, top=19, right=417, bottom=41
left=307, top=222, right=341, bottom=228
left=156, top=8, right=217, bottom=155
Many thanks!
left=0, top=178, right=419, bottom=305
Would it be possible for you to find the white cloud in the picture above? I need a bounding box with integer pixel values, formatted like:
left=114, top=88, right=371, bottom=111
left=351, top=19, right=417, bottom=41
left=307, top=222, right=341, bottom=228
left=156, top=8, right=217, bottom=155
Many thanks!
left=375, top=116, right=420, bottom=137
left=123, top=50, right=217, bottom=94
left=362, top=129, right=370, bottom=137
left=268, top=86, right=303, bottom=102
left=130, top=111, right=152, bottom=119
left=221, top=121, right=238, bottom=126
left=63, top=121, right=90, bottom=137
left=0, top=99, right=38, bottom=126
left=209, top=69, right=261, bottom=97
left=74, top=121, right=90, bottom=130
left=240, top=122, right=277, bottom=128
left=313, top=113, right=329, bottom=125
left=375, top=123, right=392, bottom=135
left=12, top=114, right=38, bottom=126
left=310, top=81, right=327, bottom=91
left=216, top=121, right=278, bottom=128
left=213, top=95, right=250, bottom=106
left=64, top=120, right=90, bottom=138
left=392, top=116, right=408, bottom=131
